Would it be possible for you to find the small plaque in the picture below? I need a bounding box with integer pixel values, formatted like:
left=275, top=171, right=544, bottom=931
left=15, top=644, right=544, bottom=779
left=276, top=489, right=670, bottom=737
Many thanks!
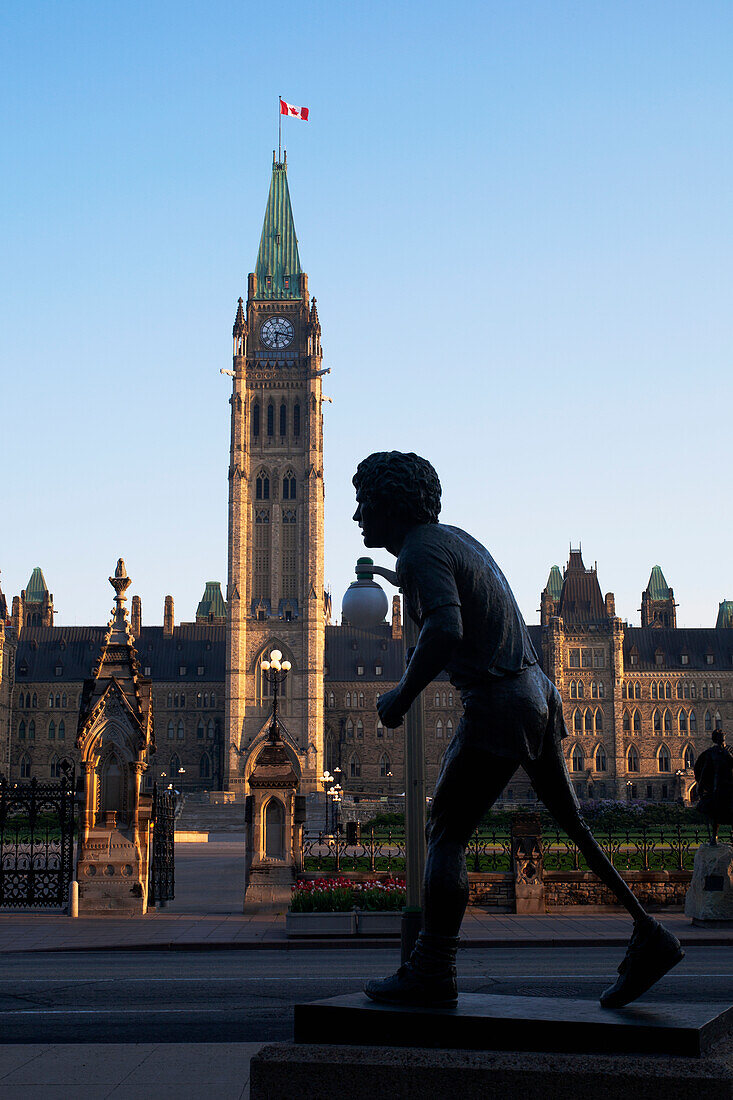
left=705, top=874, right=725, bottom=892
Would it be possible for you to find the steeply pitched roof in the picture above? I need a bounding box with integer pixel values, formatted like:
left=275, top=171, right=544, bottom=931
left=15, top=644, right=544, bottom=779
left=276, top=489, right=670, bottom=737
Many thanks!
left=717, top=601, right=733, bottom=629
left=645, top=565, right=671, bottom=601
left=253, top=158, right=302, bottom=300
left=25, top=567, right=48, bottom=603
left=557, top=549, right=606, bottom=624
left=545, top=566, right=563, bottom=601
left=196, top=582, right=227, bottom=622
left=624, top=627, right=733, bottom=669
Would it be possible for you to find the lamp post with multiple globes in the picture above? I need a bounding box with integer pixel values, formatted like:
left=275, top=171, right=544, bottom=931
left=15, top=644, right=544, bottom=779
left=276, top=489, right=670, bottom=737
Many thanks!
left=260, top=650, right=292, bottom=742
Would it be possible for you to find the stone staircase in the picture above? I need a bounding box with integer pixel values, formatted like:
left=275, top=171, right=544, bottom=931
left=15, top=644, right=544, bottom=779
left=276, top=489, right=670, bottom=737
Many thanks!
left=175, top=792, right=246, bottom=835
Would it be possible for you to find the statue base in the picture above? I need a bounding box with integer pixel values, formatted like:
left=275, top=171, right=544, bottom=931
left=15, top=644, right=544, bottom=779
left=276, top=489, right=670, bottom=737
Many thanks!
left=243, top=863, right=295, bottom=911
left=77, top=828, right=148, bottom=915
left=685, top=842, right=733, bottom=922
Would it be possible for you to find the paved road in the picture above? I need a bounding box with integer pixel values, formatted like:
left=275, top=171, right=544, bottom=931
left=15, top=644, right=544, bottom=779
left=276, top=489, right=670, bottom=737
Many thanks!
left=2, top=945, right=732, bottom=1044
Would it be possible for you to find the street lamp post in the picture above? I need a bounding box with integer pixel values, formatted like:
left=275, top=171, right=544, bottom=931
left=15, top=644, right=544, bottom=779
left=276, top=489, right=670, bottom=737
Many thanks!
left=260, top=650, right=292, bottom=741
left=343, top=557, right=426, bottom=964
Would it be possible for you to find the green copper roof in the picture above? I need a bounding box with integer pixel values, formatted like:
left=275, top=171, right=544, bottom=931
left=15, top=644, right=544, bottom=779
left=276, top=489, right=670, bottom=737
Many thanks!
left=646, top=565, right=671, bottom=601
left=545, top=566, right=563, bottom=601
left=254, top=158, right=302, bottom=300
left=196, top=581, right=227, bottom=622
left=25, top=566, right=48, bottom=603
left=717, top=601, right=733, bottom=629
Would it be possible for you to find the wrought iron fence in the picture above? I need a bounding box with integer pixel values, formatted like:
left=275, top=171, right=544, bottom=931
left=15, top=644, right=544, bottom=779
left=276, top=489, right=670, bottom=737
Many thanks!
left=0, top=772, right=76, bottom=909
left=303, top=824, right=723, bottom=876
left=148, top=783, right=175, bottom=905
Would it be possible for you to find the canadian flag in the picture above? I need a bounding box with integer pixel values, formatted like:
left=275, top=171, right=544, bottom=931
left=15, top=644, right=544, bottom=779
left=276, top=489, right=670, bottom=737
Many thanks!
left=280, top=98, right=309, bottom=121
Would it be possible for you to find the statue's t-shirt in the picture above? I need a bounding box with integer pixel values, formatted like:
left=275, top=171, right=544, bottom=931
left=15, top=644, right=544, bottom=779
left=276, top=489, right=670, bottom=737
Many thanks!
left=396, top=523, right=538, bottom=692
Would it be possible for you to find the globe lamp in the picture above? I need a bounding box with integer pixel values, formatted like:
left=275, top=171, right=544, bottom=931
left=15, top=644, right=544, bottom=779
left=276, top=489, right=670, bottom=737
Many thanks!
left=342, top=557, right=389, bottom=629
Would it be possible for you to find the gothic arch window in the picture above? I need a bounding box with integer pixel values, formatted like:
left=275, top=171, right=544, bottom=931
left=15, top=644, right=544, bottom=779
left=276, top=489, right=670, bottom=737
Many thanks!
left=18, top=720, right=25, bottom=740
left=715, top=710, right=723, bottom=730
left=379, top=753, right=391, bottom=778
left=50, top=755, right=61, bottom=779
left=577, top=681, right=584, bottom=699
left=345, top=692, right=351, bottom=708
left=196, top=692, right=203, bottom=708
left=595, top=744, right=607, bottom=772
left=279, top=402, right=287, bottom=436
left=716, top=683, right=722, bottom=699
left=345, top=718, right=354, bottom=739
left=663, top=709, right=672, bottom=733
left=571, top=744, right=584, bottom=771
left=358, top=692, right=364, bottom=708
left=570, top=681, right=577, bottom=699
left=252, top=401, right=260, bottom=437
left=177, top=719, right=184, bottom=740
left=665, top=682, right=672, bottom=699
left=48, top=694, right=54, bottom=707
left=684, top=744, right=695, bottom=770
left=18, top=694, right=24, bottom=709
left=657, top=745, right=671, bottom=773
left=25, top=693, right=30, bottom=708
left=690, top=710, right=697, bottom=733
left=573, top=708, right=582, bottom=732
left=653, top=709, right=661, bottom=732
left=266, top=403, right=274, bottom=437
left=167, top=720, right=174, bottom=740
left=207, top=720, right=214, bottom=740
left=55, top=694, right=60, bottom=708
left=211, top=692, right=216, bottom=707
left=676, top=682, right=683, bottom=700
left=436, top=719, right=444, bottom=739
left=167, top=693, right=172, bottom=708
left=174, top=693, right=179, bottom=707
left=709, top=682, right=715, bottom=699
left=256, top=472, right=270, bottom=500
left=690, top=682, right=696, bottom=698
left=326, top=734, right=337, bottom=773
left=595, top=708, right=604, bottom=733
left=679, top=709, right=688, bottom=733
left=442, top=692, right=447, bottom=707
left=58, top=720, right=65, bottom=740
left=28, top=720, right=35, bottom=741
left=170, top=753, right=181, bottom=774
left=448, top=692, right=454, bottom=707
left=328, top=692, right=335, bottom=708
left=356, top=719, right=364, bottom=739
left=446, top=719, right=453, bottom=738
left=204, top=693, right=209, bottom=708
left=282, top=471, right=296, bottom=499
left=48, top=720, right=55, bottom=741
left=349, top=753, right=361, bottom=778
left=293, top=402, right=301, bottom=437
left=705, top=710, right=713, bottom=732
left=434, top=691, right=440, bottom=706
left=197, top=720, right=205, bottom=740
left=32, top=694, right=37, bottom=708
left=627, top=745, right=640, bottom=773
left=584, top=709, right=593, bottom=732
left=622, top=709, right=631, bottom=732
left=376, top=719, right=384, bottom=738
left=20, top=754, right=31, bottom=779
left=61, top=692, right=67, bottom=707
left=199, top=753, right=211, bottom=780
left=651, top=682, right=658, bottom=700
left=702, top=683, right=708, bottom=699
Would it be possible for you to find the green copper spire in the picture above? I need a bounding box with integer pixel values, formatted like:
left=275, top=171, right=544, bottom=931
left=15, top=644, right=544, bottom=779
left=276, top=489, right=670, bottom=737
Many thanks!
left=717, top=600, right=733, bottom=629
left=254, top=155, right=302, bottom=300
left=646, top=566, right=671, bottom=601
left=196, top=581, right=227, bottom=622
left=25, top=566, right=48, bottom=603
left=545, top=565, right=563, bottom=601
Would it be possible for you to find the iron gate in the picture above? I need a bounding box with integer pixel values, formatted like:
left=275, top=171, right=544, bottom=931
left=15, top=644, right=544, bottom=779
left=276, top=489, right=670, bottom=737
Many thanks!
left=0, top=770, right=76, bottom=909
left=149, top=783, right=175, bottom=905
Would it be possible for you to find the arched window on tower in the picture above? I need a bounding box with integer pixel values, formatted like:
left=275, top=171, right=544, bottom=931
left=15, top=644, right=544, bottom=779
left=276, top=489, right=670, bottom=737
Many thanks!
left=584, top=709, right=593, bottom=732
left=690, top=710, right=697, bottom=733
left=197, top=720, right=205, bottom=740
left=48, top=720, right=55, bottom=741
left=571, top=745, right=584, bottom=771
left=657, top=745, right=671, bottom=773
left=293, top=402, right=301, bottom=437
left=349, top=753, right=361, bottom=778
left=684, top=745, right=695, bottom=770
left=434, top=691, right=440, bottom=706
left=573, top=709, right=582, bottom=732
left=167, top=721, right=175, bottom=740
left=379, top=754, right=391, bottom=778
left=356, top=719, right=364, bottom=739
left=679, top=709, right=688, bottom=733
left=256, top=474, right=270, bottom=500
left=207, top=720, right=214, bottom=740
left=595, top=744, right=607, bottom=772
left=199, top=753, right=211, bottom=779
left=20, top=754, right=31, bottom=779
left=436, top=719, right=444, bottom=739
left=446, top=719, right=453, bottom=739
left=663, top=709, right=672, bottom=733
left=570, top=681, right=577, bottom=699
left=18, top=720, right=26, bottom=740
left=345, top=718, right=354, bottom=739
left=282, top=472, right=296, bottom=499
left=267, top=403, right=274, bottom=436
left=622, top=709, right=631, bottom=732
left=705, top=710, right=713, bottom=732
left=595, top=709, right=604, bottom=733
left=627, top=745, right=640, bottom=773
left=50, top=754, right=61, bottom=779
left=177, top=719, right=184, bottom=740
left=279, top=402, right=287, bottom=436
left=653, top=709, right=661, bottom=732
left=253, top=402, right=260, bottom=437
left=28, top=720, right=35, bottom=741
left=345, top=692, right=351, bottom=708
left=18, top=694, right=24, bottom=710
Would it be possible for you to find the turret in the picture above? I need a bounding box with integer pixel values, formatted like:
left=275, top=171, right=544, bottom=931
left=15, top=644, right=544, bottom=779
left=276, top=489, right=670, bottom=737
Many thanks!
left=163, top=595, right=174, bottom=637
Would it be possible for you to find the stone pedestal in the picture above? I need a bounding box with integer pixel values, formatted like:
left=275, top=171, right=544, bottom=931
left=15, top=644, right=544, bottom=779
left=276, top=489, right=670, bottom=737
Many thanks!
left=685, top=842, right=733, bottom=924
left=511, top=812, right=546, bottom=914
left=77, top=828, right=149, bottom=915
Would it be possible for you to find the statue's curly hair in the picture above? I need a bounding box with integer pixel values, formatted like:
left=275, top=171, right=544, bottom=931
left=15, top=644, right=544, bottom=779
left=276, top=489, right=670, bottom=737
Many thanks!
left=353, top=452, right=442, bottom=525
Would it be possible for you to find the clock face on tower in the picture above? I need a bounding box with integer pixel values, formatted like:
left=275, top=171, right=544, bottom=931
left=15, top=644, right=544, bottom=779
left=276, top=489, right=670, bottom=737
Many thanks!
left=260, top=316, right=294, bottom=350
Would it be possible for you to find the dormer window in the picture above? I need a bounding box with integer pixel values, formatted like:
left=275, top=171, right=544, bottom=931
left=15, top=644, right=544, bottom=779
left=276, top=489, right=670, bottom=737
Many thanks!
left=681, top=654, right=689, bottom=665
left=55, top=664, right=63, bottom=677
left=706, top=653, right=715, bottom=665
left=655, top=650, right=664, bottom=667
left=283, top=276, right=290, bottom=289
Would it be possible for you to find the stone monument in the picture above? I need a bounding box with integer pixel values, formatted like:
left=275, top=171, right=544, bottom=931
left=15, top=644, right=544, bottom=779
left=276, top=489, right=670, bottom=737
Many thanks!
left=76, top=560, right=154, bottom=914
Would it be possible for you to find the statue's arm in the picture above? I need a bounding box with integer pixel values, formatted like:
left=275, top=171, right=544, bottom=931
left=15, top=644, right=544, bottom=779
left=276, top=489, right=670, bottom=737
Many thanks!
left=377, top=606, right=462, bottom=727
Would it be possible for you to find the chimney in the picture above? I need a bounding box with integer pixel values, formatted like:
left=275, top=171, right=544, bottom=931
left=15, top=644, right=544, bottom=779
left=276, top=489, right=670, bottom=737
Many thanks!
left=164, top=595, right=174, bottom=637
left=391, top=595, right=402, bottom=640
left=131, top=595, right=142, bottom=636
left=605, top=592, right=616, bottom=617
left=12, top=594, right=23, bottom=636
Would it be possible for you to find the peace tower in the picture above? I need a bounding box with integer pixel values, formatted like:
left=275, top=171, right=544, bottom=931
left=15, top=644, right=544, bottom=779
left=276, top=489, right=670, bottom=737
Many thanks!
left=224, top=153, right=326, bottom=792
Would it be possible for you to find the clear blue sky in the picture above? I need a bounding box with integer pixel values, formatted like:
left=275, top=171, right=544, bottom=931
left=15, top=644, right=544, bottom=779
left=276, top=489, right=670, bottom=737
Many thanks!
left=2, top=0, right=731, bottom=628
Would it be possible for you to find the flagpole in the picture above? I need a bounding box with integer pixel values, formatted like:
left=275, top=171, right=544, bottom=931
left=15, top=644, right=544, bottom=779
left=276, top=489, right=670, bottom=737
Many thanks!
left=278, top=96, right=282, bottom=162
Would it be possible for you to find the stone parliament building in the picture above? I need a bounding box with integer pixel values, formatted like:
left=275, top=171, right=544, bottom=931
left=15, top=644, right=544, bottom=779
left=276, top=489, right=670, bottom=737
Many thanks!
left=2, top=158, right=733, bottom=811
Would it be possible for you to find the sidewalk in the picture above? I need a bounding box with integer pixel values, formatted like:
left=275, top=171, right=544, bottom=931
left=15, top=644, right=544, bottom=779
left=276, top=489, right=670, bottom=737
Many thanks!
left=0, top=909, right=729, bottom=954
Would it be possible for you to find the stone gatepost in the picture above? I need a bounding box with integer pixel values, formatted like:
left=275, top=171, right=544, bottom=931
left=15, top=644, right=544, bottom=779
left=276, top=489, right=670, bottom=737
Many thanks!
left=243, top=731, right=304, bottom=911
left=511, top=812, right=546, bottom=914
left=76, top=561, right=154, bottom=914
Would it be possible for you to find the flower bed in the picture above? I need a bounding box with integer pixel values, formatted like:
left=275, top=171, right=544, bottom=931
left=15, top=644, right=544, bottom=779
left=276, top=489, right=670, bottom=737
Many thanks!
left=289, top=876, right=405, bottom=913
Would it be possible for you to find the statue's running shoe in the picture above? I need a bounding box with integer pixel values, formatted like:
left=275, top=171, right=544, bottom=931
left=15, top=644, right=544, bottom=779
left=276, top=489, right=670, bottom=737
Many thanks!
left=600, top=918, right=684, bottom=1008
left=364, top=933, right=459, bottom=1007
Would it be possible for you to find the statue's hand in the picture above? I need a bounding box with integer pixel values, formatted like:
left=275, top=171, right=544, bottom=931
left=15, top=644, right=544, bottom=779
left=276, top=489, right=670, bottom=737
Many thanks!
left=377, top=687, right=407, bottom=728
